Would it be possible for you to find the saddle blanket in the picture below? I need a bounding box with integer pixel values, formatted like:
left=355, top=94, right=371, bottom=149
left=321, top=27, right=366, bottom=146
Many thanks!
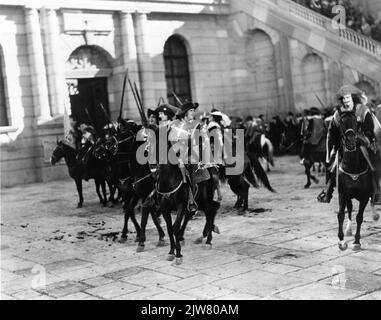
left=188, top=165, right=210, bottom=185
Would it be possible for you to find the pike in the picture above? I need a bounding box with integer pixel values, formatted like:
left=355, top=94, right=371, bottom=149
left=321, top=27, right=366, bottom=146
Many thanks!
left=314, top=92, right=326, bottom=110
left=118, top=69, right=129, bottom=121
left=99, top=103, right=112, bottom=124
left=171, top=91, right=183, bottom=106
left=84, top=107, right=96, bottom=128
left=128, top=77, right=144, bottom=121
left=134, top=81, right=147, bottom=125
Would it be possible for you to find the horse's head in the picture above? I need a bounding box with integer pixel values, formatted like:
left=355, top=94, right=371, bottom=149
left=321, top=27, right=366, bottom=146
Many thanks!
left=339, top=111, right=358, bottom=152
left=51, top=140, right=65, bottom=165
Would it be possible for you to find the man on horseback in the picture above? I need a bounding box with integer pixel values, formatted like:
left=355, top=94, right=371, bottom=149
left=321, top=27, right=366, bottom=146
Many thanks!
left=300, top=107, right=327, bottom=165
left=317, top=85, right=381, bottom=203
left=78, top=123, right=96, bottom=181
left=168, top=102, right=201, bottom=214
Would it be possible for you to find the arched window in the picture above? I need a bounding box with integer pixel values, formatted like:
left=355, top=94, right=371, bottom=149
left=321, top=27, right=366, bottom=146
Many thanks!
left=164, top=35, right=191, bottom=106
left=0, top=46, right=9, bottom=127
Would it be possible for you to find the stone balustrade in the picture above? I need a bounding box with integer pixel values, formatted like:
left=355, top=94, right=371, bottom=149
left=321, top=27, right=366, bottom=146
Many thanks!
left=278, top=0, right=381, bottom=56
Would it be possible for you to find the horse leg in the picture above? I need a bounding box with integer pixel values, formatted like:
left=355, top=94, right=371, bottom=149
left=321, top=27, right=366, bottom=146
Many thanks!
left=173, top=206, right=185, bottom=264
left=151, top=210, right=165, bottom=247
left=345, top=199, right=353, bottom=237
left=304, top=162, right=312, bottom=189
left=353, top=199, right=368, bottom=251
left=119, top=208, right=130, bottom=243
left=75, top=178, right=84, bottom=208
left=162, top=211, right=175, bottom=261
left=100, top=179, right=107, bottom=207
left=130, top=210, right=141, bottom=243
left=338, top=195, right=348, bottom=251
left=137, top=206, right=149, bottom=252
left=95, top=179, right=104, bottom=205
left=205, top=203, right=218, bottom=247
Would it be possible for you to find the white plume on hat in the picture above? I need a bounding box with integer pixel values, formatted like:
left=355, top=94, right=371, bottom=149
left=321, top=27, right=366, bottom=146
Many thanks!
left=211, top=111, right=231, bottom=127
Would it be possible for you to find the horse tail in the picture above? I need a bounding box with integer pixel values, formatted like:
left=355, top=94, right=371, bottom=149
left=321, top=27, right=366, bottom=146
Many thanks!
left=264, top=137, right=274, bottom=167
left=251, top=156, right=276, bottom=192
left=244, top=163, right=259, bottom=188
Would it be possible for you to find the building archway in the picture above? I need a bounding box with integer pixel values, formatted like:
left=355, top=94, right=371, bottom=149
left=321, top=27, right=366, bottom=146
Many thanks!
left=66, top=45, right=114, bottom=132
left=163, top=35, right=192, bottom=106
left=355, top=80, right=376, bottom=102
left=301, top=53, right=326, bottom=110
left=244, top=29, right=278, bottom=116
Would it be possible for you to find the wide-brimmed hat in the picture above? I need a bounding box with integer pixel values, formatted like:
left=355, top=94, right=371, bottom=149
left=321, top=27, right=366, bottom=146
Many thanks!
left=176, top=102, right=199, bottom=117
left=155, top=104, right=178, bottom=118
left=335, top=85, right=362, bottom=100
left=309, top=107, right=321, bottom=115
left=147, top=108, right=157, bottom=118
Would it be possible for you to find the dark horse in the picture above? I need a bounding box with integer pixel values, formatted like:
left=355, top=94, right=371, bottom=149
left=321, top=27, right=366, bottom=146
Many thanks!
left=301, top=133, right=327, bottom=189
left=156, top=162, right=220, bottom=265
left=95, top=125, right=165, bottom=248
left=335, top=112, right=379, bottom=251
left=50, top=141, right=111, bottom=207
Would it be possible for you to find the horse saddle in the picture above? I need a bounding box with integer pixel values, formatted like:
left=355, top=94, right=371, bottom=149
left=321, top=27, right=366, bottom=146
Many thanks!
left=188, top=165, right=211, bottom=185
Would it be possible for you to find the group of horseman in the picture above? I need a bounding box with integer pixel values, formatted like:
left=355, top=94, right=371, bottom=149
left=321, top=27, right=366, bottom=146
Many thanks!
left=63, top=83, right=381, bottom=215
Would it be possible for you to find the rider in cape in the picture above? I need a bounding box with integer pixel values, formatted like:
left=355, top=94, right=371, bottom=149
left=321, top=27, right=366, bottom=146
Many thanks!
left=317, top=85, right=381, bottom=204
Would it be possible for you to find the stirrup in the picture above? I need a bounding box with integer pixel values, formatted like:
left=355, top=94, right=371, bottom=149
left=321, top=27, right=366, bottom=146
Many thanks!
left=317, top=190, right=330, bottom=203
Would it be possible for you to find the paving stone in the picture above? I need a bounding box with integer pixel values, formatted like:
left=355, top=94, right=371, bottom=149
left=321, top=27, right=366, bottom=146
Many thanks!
left=103, top=267, right=147, bottom=280
left=80, top=276, right=114, bottom=287
left=256, top=249, right=333, bottom=268
left=186, top=284, right=235, bottom=299
left=85, top=281, right=142, bottom=299
left=121, top=270, right=180, bottom=288
left=148, top=291, right=195, bottom=300
left=161, top=274, right=220, bottom=292
left=216, top=241, right=278, bottom=257
left=58, top=292, right=98, bottom=300
left=215, top=292, right=260, bottom=300
left=214, top=270, right=311, bottom=297
left=35, top=280, right=92, bottom=298
left=114, top=287, right=169, bottom=300
left=355, top=291, right=381, bottom=300
left=275, top=283, right=361, bottom=300
left=319, top=270, right=381, bottom=293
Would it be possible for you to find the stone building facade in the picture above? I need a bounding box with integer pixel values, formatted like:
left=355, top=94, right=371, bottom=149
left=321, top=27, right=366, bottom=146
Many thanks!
left=1, top=0, right=381, bottom=187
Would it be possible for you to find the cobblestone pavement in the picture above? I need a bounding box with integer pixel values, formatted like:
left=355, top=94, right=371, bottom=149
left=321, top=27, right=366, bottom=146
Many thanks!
left=1, top=156, right=381, bottom=300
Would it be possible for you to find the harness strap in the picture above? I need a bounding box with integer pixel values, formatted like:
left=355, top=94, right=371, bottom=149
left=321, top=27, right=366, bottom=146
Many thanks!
left=339, top=165, right=369, bottom=181
left=157, top=180, right=184, bottom=198
left=131, top=172, right=152, bottom=188
left=359, top=146, right=376, bottom=171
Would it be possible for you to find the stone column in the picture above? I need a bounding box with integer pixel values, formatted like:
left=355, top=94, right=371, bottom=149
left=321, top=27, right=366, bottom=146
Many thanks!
left=25, top=7, right=51, bottom=124
left=43, top=8, right=68, bottom=116
left=120, top=11, right=140, bottom=120
left=134, top=12, right=156, bottom=109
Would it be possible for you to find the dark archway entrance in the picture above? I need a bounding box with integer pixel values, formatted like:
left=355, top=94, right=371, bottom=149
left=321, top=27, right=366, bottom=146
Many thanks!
left=66, top=45, right=113, bottom=132
left=164, top=35, right=192, bottom=106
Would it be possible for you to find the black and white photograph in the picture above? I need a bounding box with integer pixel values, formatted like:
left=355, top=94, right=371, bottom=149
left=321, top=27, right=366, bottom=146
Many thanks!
left=1, top=0, right=381, bottom=303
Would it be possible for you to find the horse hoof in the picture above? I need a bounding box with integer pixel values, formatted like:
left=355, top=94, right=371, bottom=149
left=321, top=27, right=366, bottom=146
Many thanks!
left=194, top=237, right=203, bottom=245
left=353, top=243, right=361, bottom=251
left=175, top=257, right=183, bottom=265
left=213, top=226, right=220, bottom=234
left=102, top=202, right=107, bottom=207
left=136, top=245, right=145, bottom=253
left=167, top=254, right=175, bottom=261
left=157, top=239, right=165, bottom=247
left=108, top=203, right=114, bottom=208
left=304, top=184, right=311, bottom=189
left=338, top=241, right=348, bottom=251
left=312, top=178, right=319, bottom=184
left=345, top=229, right=352, bottom=237
left=77, top=203, right=83, bottom=208
left=373, top=213, right=380, bottom=222
left=118, top=237, right=127, bottom=244
left=180, top=240, right=185, bottom=247
left=205, top=243, right=212, bottom=250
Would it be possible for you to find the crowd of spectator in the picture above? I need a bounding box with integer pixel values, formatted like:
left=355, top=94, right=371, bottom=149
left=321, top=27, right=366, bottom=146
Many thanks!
left=293, top=0, right=381, bottom=42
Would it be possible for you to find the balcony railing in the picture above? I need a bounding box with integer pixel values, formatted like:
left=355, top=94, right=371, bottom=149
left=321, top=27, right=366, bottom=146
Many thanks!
left=278, top=0, right=381, bottom=56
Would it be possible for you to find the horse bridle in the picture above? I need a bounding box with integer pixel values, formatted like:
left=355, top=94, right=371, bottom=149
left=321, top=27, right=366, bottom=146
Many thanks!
left=337, top=113, right=358, bottom=152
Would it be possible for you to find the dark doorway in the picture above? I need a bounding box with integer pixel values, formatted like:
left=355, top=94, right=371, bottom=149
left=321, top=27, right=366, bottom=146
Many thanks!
left=164, top=35, right=192, bottom=107
left=69, top=77, right=110, bottom=133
